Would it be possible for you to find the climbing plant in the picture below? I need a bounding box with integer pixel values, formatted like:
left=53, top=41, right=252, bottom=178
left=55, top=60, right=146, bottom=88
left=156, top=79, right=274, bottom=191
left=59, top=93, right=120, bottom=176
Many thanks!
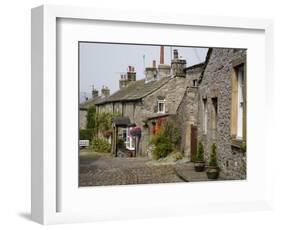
left=86, top=106, right=96, bottom=130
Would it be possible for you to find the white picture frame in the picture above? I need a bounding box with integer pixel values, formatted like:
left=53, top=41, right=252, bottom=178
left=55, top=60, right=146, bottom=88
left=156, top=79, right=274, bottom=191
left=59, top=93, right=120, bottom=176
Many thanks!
left=31, top=5, right=274, bottom=225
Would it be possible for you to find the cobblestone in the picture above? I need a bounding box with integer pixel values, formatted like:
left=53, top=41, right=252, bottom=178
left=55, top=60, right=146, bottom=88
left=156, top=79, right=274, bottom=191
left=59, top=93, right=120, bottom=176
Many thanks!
left=79, top=152, right=210, bottom=187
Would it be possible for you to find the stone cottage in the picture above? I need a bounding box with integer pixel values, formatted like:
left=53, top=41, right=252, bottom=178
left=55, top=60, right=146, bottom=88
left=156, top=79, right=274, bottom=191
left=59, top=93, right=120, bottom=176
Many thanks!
left=95, top=49, right=203, bottom=156
left=79, top=85, right=110, bottom=129
left=196, top=48, right=247, bottom=179
left=80, top=46, right=247, bottom=179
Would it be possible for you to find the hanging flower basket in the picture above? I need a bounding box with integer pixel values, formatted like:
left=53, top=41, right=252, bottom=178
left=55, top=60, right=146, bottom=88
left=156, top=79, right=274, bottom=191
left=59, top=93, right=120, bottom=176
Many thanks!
left=130, top=126, right=142, bottom=138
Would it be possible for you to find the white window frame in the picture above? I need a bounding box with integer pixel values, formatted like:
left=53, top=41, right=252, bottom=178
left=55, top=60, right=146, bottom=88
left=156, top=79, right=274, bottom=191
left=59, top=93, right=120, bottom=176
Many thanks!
left=125, top=128, right=135, bottom=150
left=203, top=98, right=208, bottom=134
left=237, top=65, right=244, bottom=139
left=157, top=99, right=166, bottom=114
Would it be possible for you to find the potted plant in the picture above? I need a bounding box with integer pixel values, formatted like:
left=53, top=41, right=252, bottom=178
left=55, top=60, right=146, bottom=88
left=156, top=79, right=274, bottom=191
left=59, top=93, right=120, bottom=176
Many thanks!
left=194, top=141, right=205, bottom=172
left=241, top=141, right=246, bottom=155
left=206, top=143, right=220, bottom=179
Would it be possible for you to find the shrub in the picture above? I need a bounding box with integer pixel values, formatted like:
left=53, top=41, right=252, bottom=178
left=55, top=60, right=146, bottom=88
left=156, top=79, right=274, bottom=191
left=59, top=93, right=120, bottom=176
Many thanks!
left=195, top=141, right=204, bottom=162
left=117, top=138, right=126, bottom=150
left=91, top=138, right=111, bottom=153
left=86, top=106, right=96, bottom=130
left=241, top=141, right=246, bottom=154
left=150, top=120, right=180, bottom=160
left=79, top=129, right=93, bottom=140
left=152, top=142, right=173, bottom=160
left=173, top=151, right=183, bottom=161
left=162, top=121, right=181, bottom=148
left=209, top=143, right=218, bottom=167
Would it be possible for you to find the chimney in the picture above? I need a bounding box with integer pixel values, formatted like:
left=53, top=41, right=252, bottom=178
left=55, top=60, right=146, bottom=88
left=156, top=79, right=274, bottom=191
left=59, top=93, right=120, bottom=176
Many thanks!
left=152, top=60, right=156, bottom=68
left=92, top=85, right=99, bottom=99
left=173, top=49, right=179, bottom=59
left=158, top=64, right=171, bottom=79
left=171, top=49, right=186, bottom=77
left=101, top=86, right=110, bottom=97
left=145, top=60, right=158, bottom=82
left=127, top=66, right=136, bottom=81
left=160, top=46, right=164, bottom=64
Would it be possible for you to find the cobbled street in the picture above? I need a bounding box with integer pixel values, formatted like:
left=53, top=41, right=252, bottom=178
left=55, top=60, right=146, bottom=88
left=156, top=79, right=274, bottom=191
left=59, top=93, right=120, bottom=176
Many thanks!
left=79, top=151, right=209, bottom=186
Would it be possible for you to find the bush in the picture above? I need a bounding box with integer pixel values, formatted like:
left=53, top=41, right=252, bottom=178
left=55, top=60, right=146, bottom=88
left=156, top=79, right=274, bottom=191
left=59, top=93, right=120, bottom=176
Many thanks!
left=152, top=142, right=173, bottom=160
left=91, top=138, right=111, bottom=153
left=86, top=106, right=96, bottom=130
left=195, top=141, right=204, bottom=162
left=117, top=138, right=126, bottom=150
left=150, top=120, right=180, bottom=160
left=241, top=141, right=246, bottom=154
left=209, top=143, right=218, bottom=167
left=173, top=151, right=183, bottom=161
left=162, top=121, right=181, bottom=149
left=79, top=129, right=93, bottom=140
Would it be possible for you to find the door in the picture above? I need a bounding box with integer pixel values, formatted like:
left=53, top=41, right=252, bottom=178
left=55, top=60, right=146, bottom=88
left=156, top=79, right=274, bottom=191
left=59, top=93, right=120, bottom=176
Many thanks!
left=190, top=125, right=198, bottom=161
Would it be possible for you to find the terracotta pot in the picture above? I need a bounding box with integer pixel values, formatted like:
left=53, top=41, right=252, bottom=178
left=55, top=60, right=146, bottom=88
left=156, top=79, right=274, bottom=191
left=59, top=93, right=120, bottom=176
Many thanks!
left=194, top=161, right=205, bottom=172
left=206, top=166, right=220, bottom=180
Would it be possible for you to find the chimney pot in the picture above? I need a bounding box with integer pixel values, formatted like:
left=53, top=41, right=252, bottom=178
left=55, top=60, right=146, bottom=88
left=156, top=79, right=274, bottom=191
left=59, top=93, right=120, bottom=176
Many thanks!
left=152, top=60, right=156, bottom=68
left=173, top=49, right=179, bottom=59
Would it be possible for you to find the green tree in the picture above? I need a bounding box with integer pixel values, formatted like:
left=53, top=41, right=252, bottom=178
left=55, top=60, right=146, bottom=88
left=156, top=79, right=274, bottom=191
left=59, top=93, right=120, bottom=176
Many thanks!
left=86, top=106, right=96, bottom=129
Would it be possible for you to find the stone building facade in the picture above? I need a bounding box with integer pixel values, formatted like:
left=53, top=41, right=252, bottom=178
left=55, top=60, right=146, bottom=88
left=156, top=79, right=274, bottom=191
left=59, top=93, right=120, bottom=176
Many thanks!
left=176, top=63, right=204, bottom=160
left=79, top=85, right=110, bottom=129
left=95, top=50, right=202, bottom=156
left=196, top=48, right=247, bottom=179
left=80, top=47, right=247, bottom=180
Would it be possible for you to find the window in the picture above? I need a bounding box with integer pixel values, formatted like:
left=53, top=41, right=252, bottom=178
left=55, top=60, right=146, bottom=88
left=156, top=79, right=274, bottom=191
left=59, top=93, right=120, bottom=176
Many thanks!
left=231, top=64, right=245, bottom=140
left=203, top=98, right=207, bottom=134
left=193, top=79, right=198, bottom=87
left=125, top=128, right=135, bottom=150
left=211, top=97, right=218, bottom=138
left=237, top=66, right=244, bottom=139
left=157, top=99, right=165, bottom=114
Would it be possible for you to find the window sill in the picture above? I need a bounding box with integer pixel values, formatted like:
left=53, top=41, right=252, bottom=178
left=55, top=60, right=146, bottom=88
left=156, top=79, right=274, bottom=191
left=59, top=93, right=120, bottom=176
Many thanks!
left=231, top=138, right=243, bottom=148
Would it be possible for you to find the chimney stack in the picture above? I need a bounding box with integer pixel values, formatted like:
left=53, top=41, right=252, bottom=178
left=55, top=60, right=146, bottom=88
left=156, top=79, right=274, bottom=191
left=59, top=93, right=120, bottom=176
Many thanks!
left=119, top=66, right=136, bottom=89
left=127, top=65, right=136, bottom=81
left=145, top=60, right=158, bottom=82
left=152, top=60, right=156, bottom=68
left=173, top=49, right=179, bottom=59
left=171, top=49, right=186, bottom=77
left=91, top=85, right=99, bottom=99
left=101, top=86, right=110, bottom=97
left=160, top=46, right=164, bottom=64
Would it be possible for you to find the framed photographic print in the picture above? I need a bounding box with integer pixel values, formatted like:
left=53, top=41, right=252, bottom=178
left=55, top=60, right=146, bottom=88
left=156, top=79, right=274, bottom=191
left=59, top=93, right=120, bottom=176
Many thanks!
left=31, top=5, right=274, bottom=225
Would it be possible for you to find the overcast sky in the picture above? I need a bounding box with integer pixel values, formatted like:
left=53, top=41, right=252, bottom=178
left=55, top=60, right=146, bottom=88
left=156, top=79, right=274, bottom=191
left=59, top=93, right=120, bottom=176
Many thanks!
left=79, top=43, right=208, bottom=101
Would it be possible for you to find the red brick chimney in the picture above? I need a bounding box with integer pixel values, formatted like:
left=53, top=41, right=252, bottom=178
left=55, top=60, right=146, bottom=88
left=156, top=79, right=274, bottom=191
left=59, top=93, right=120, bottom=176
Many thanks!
left=160, top=46, right=164, bottom=64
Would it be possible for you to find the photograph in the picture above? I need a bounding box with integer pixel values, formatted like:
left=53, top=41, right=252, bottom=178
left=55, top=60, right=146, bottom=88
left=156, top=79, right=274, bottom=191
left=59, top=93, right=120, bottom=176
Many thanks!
left=78, top=42, right=247, bottom=187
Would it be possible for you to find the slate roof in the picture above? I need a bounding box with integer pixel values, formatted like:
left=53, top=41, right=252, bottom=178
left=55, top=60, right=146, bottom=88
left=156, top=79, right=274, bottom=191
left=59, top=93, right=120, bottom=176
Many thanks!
left=96, top=77, right=171, bottom=105
left=79, top=96, right=105, bottom=110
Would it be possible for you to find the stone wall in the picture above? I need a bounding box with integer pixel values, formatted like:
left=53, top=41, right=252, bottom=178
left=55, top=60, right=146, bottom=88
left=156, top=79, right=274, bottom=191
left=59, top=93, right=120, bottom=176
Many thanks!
left=197, top=48, right=247, bottom=179
left=79, top=110, right=87, bottom=129
left=176, top=87, right=199, bottom=160
left=96, top=76, right=190, bottom=155
left=175, top=66, right=202, bottom=159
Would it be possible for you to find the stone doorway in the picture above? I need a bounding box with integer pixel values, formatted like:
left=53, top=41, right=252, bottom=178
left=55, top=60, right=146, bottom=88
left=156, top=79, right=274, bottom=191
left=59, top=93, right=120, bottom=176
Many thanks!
left=190, top=124, right=198, bottom=161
